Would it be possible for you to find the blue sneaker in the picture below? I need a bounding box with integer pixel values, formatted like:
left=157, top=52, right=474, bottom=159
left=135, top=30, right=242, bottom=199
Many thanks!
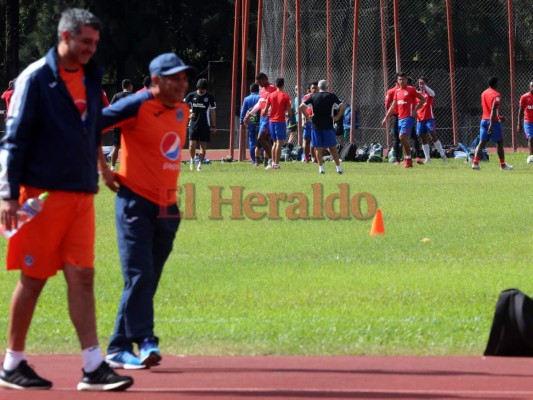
left=105, top=351, right=146, bottom=370
left=139, top=337, right=162, bottom=367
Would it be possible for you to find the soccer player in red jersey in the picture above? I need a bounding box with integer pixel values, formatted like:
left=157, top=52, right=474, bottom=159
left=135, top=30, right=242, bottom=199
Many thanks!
left=381, top=73, right=425, bottom=168
left=472, top=77, right=512, bottom=170
left=517, top=81, right=533, bottom=162
left=244, top=72, right=276, bottom=167
left=99, top=52, right=193, bottom=371
left=415, top=76, right=447, bottom=164
left=263, top=77, right=292, bottom=169
left=385, top=83, right=401, bottom=164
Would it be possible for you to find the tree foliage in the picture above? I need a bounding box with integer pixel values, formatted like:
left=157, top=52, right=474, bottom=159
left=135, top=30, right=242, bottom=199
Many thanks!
left=1, top=0, right=235, bottom=89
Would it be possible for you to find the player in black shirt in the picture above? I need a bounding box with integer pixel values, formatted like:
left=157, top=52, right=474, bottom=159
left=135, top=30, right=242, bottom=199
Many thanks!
left=299, top=80, right=345, bottom=174
left=184, top=79, right=217, bottom=171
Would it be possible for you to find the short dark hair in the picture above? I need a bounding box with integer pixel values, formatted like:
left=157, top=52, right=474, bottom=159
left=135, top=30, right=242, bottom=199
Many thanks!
left=418, top=76, right=429, bottom=83
left=122, top=79, right=132, bottom=89
left=255, top=72, right=268, bottom=81
left=488, top=76, right=498, bottom=89
left=308, top=81, right=318, bottom=90
left=196, top=78, right=208, bottom=90
left=143, top=75, right=151, bottom=88
left=396, top=72, right=407, bottom=78
left=57, top=8, right=101, bottom=42
left=275, top=77, right=284, bottom=88
left=250, top=83, right=260, bottom=93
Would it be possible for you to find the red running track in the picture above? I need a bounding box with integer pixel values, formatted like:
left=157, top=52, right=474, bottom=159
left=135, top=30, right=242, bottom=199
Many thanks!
left=1, top=355, right=533, bottom=399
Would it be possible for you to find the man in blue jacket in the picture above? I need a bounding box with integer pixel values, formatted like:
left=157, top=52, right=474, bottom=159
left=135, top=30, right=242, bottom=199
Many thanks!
left=0, top=8, right=132, bottom=391
left=240, top=83, right=261, bottom=166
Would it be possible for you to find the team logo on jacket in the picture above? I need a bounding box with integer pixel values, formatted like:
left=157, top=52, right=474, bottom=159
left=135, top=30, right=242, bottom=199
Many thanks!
left=24, top=255, right=34, bottom=267
left=160, top=132, right=181, bottom=161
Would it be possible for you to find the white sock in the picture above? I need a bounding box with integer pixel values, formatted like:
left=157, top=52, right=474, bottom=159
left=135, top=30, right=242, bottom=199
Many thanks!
left=3, top=349, right=25, bottom=371
left=422, top=144, right=430, bottom=161
left=336, top=165, right=342, bottom=172
left=82, top=345, right=103, bottom=373
left=434, top=140, right=445, bottom=157
left=319, top=166, right=325, bottom=173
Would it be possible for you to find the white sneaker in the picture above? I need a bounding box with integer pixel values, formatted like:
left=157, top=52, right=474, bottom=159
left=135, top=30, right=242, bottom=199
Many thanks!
left=441, top=156, right=448, bottom=164
left=189, top=161, right=194, bottom=171
left=197, top=163, right=202, bottom=171
left=424, top=158, right=431, bottom=164
left=472, top=164, right=480, bottom=170
left=501, top=164, right=513, bottom=171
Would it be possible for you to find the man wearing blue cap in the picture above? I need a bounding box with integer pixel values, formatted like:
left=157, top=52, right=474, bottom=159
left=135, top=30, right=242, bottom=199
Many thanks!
left=99, top=52, right=194, bottom=369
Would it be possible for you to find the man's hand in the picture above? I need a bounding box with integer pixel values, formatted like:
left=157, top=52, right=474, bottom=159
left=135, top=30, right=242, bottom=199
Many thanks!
left=0, top=199, right=20, bottom=230
left=99, top=168, right=119, bottom=192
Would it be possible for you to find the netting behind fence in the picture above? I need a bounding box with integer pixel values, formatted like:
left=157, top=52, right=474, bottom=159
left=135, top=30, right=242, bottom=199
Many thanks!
left=260, top=0, right=533, bottom=148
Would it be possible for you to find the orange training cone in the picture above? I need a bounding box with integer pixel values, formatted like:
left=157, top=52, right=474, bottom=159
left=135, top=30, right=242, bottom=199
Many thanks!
left=370, top=208, right=385, bottom=236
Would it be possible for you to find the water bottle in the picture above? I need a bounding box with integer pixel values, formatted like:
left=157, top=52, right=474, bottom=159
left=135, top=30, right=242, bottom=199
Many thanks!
left=0, top=192, right=49, bottom=239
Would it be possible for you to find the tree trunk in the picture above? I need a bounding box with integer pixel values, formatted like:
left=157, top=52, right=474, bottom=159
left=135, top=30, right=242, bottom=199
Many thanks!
left=5, top=0, right=20, bottom=79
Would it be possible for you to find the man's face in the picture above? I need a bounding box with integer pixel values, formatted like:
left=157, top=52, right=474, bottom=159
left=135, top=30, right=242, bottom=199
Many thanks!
left=257, top=77, right=268, bottom=88
left=64, top=25, right=99, bottom=65
left=159, top=71, right=189, bottom=103
left=310, top=84, right=318, bottom=93
left=397, top=76, right=407, bottom=88
left=418, top=79, right=425, bottom=88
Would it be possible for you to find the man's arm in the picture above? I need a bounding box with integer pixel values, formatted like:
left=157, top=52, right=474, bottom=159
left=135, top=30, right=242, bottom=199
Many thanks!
left=487, top=101, right=500, bottom=132
left=209, top=107, right=216, bottom=133
left=423, top=85, right=435, bottom=97
left=334, top=103, right=346, bottom=122
left=285, top=98, right=293, bottom=119
left=298, top=103, right=310, bottom=120
left=239, top=98, right=248, bottom=124
left=97, top=146, right=118, bottom=192
left=412, top=93, right=426, bottom=117
left=381, top=100, right=397, bottom=126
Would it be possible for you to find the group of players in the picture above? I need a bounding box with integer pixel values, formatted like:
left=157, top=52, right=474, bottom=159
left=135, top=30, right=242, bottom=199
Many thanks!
left=239, top=71, right=533, bottom=172
left=241, top=73, right=346, bottom=174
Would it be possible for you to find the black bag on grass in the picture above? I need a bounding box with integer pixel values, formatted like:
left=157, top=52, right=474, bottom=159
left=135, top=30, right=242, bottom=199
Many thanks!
left=340, top=143, right=357, bottom=161
left=354, top=144, right=370, bottom=162
left=484, top=289, right=533, bottom=357
left=367, top=143, right=384, bottom=163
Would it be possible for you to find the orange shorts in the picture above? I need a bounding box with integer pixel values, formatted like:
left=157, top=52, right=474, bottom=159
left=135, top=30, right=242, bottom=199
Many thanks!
left=7, top=186, right=95, bottom=279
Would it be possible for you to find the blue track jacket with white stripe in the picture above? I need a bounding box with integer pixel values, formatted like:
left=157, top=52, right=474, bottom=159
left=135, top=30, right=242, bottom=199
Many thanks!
left=0, top=47, right=103, bottom=200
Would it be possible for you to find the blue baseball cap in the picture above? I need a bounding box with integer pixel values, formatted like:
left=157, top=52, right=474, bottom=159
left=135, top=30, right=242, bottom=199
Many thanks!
left=149, top=53, right=195, bottom=77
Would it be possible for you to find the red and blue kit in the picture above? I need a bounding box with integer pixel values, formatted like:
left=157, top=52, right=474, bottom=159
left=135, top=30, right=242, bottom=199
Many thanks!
left=394, top=86, right=419, bottom=119
left=481, top=88, right=501, bottom=121
left=394, top=86, right=418, bottom=135
left=266, top=90, right=291, bottom=123
left=416, top=90, right=434, bottom=122
left=520, top=92, right=533, bottom=138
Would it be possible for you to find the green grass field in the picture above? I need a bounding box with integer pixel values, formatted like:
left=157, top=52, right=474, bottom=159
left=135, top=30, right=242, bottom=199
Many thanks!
left=0, top=154, right=532, bottom=356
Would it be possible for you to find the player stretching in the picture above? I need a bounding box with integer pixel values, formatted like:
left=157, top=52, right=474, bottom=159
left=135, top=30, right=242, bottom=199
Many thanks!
left=381, top=73, right=425, bottom=168
left=416, top=76, right=447, bottom=164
